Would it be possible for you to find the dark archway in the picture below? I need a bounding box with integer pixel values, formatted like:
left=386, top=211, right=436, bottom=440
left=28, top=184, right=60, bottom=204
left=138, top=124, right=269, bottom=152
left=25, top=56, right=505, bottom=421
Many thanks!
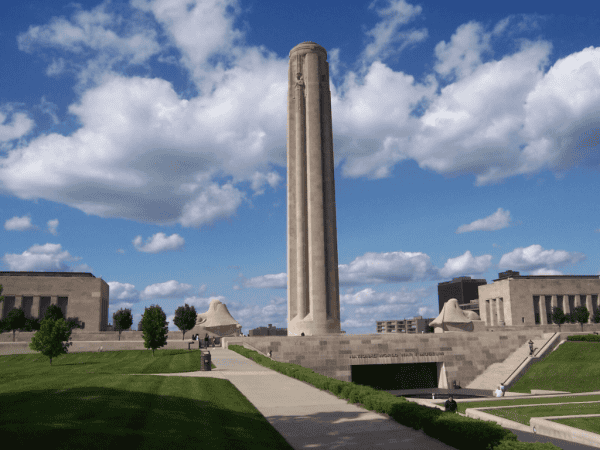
left=351, top=362, right=438, bottom=390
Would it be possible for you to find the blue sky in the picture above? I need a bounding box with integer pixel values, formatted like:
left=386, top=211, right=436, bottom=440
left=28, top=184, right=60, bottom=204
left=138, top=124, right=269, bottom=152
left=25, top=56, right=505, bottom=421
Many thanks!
left=1, top=0, right=599, bottom=335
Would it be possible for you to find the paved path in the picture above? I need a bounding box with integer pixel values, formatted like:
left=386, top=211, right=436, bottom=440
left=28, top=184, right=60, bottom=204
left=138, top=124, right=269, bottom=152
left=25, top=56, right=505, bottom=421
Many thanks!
left=127, top=347, right=456, bottom=450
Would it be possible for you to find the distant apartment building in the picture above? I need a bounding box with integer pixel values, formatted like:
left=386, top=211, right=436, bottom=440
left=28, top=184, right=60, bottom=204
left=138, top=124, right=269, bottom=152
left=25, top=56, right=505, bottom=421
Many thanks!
left=438, top=276, right=486, bottom=315
left=376, top=316, right=434, bottom=334
left=249, top=324, right=288, bottom=336
left=0, top=271, right=110, bottom=332
left=479, top=270, right=600, bottom=326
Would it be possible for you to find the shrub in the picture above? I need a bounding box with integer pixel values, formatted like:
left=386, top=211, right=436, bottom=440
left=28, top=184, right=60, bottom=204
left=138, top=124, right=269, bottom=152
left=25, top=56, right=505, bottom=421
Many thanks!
left=493, top=439, right=560, bottom=449
left=567, top=334, right=600, bottom=342
left=423, top=414, right=516, bottom=450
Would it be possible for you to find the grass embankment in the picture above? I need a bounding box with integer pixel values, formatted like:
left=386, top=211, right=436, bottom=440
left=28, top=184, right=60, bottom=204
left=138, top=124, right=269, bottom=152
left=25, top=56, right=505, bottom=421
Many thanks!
left=0, top=349, right=294, bottom=450
left=485, top=403, right=600, bottom=426
left=553, top=417, right=600, bottom=435
left=510, top=342, right=600, bottom=393
left=455, top=395, right=600, bottom=415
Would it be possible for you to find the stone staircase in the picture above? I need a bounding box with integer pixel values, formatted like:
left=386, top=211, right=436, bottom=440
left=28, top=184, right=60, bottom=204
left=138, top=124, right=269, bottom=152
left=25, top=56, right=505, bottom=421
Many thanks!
left=466, top=333, right=555, bottom=391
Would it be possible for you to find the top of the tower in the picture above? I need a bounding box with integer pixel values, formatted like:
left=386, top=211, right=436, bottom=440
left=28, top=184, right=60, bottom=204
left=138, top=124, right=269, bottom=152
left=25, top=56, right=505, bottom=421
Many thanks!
left=289, top=41, right=327, bottom=58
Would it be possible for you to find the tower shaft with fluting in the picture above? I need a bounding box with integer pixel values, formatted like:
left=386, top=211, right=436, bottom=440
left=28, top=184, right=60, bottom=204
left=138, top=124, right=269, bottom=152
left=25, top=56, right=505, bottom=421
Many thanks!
left=287, top=42, right=341, bottom=336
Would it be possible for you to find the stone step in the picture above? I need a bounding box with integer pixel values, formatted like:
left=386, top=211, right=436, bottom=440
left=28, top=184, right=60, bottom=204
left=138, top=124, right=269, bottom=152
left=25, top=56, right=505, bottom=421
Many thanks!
left=466, top=337, right=551, bottom=391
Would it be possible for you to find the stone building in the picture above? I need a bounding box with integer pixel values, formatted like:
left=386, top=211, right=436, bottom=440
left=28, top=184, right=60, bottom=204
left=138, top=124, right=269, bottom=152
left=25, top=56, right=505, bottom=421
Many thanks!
left=437, top=276, right=486, bottom=315
left=0, top=272, right=109, bottom=332
left=376, top=316, right=434, bottom=334
left=249, top=324, right=288, bottom=336
left=479, top=270, right=600, bottom=326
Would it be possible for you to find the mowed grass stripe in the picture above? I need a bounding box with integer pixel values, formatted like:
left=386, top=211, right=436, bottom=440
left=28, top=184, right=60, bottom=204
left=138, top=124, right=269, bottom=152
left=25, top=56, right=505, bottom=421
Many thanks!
left=456, top=394, right=600, bottom=414
left=510, top=342, right=600, bottom=394
left=553, top=417, right=600, bottom=435
left=484, top=402, right=600, bottom=426
left=0, top=349, right=294, bottom=450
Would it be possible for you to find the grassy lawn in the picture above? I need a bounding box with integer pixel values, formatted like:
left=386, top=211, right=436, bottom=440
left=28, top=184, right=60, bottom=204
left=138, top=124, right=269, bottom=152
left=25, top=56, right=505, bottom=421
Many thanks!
left=484, top=402, right=600, bottom=426
left=455, top=394, right=600, bottom=415
left=553, top=417, right=600, bottom=435
left=0, top=348, right=294, bottom=450
left=510, top=342, right=600, bottom=393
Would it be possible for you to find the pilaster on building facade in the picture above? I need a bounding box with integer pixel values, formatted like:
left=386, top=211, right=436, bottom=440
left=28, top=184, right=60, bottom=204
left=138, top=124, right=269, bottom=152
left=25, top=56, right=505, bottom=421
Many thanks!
left=478, top=271, right=600, bottom=326
left=0, top=272, right=110, bottom=332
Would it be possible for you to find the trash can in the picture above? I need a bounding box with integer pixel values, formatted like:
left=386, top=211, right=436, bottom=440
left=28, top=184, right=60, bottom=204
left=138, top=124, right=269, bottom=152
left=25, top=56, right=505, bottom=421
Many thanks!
left=201, top=352, right=211, bottom=371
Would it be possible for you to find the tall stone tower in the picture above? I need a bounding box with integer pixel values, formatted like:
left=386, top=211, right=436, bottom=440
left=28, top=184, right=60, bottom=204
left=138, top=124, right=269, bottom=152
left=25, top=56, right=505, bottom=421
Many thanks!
left=287, top=42, right=341, bottom=336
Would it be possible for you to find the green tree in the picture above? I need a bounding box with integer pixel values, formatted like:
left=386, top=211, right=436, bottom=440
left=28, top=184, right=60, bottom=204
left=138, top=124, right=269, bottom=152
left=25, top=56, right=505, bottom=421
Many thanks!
left=0, top=284, right=4, bottom=306
left=173, top=303, right=197, bottom=340
left=112, top=308, right=133, bottom=341
left=592, top=309, right=600, bottom=324
left=140, top=305, right=169, bottom=357
left=4, top=308, right=27, bottom=342
left=29, top=317, right=74, bottom=365
left=42, top=304, right=82, bottom=332
left=565, top=312, right=577, bottom=324
left=572, top=306, right=590, bottom=332
left=551, top=307, right=566, bottom=331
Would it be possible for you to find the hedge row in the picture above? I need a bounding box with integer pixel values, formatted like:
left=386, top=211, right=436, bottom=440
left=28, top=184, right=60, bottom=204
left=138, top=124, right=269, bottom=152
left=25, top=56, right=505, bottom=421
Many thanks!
left=228, top=345, right=561, bottom=450
left=567, top=334, right=600, bottom=342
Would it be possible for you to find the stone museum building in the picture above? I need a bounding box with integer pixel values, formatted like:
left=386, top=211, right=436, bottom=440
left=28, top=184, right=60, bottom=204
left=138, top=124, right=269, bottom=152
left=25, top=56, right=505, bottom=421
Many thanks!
left=0, top=272, right=109, bottom=332
left=479, top=270, right=600, bottom=326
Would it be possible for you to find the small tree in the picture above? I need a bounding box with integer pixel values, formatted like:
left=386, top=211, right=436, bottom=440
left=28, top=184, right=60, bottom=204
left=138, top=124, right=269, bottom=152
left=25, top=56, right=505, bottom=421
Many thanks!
left=572, top=306, right=590, bottom=332
left=551, top=307, right=566, bottom=331
left=29, top=317, right=74, bottom=365
left=566, top=312, right=577, bottom=324
left=4, top=308, right=27, bottom=342
left=42, top=304, right=82, bottom=332
left=140, top=305, right=169, bottom=357
left=173, top=303, right=197, bottom=340
left=21, top=317, right=42, bottom=332
left=592, top=309, right=600, bottom=324
left=112, top=308, right=134, bottom=341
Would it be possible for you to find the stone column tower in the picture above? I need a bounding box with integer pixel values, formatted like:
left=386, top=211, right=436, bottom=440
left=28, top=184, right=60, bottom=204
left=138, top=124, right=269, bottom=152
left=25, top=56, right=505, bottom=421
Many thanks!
left=287, top=41, right=341, bottom=336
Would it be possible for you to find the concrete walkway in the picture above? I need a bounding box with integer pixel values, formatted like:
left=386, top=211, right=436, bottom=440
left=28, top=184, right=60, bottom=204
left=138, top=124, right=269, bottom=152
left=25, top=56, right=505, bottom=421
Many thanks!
left=127, top=347, right=456, bottom=450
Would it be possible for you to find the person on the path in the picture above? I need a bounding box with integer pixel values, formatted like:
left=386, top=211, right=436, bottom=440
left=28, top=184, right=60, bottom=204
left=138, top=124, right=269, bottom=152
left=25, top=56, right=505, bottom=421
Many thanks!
left=444, top=396, right=457, bottom=413
left=205, top=333, right=209, bottom=349
left=529, top=340, right=534, bottom=356
left=500, top=383, right=506, bottom=396
left=494, top=386, right=503, bottom=397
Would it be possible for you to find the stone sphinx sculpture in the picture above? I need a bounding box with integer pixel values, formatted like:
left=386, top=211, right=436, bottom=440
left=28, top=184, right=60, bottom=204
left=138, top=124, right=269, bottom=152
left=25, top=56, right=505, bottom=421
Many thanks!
left=430, top=298, right=475, bottom=333
left=188, top=299, right=242, bottom=337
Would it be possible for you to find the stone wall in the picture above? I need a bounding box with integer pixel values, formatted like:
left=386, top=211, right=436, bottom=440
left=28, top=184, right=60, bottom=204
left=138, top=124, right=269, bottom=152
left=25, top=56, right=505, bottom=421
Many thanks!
left=223, top=330, right=547, bottom=387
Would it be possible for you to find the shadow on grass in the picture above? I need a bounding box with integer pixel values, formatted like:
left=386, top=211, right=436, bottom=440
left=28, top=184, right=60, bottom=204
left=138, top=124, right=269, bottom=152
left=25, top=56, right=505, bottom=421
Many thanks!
left=0, top=349, right=294, bottom=450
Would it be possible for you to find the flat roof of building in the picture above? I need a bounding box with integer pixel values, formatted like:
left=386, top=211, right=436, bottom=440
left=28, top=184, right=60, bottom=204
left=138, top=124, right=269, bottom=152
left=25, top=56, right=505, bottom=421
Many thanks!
left=0, top=272, right=96, bottom=278
left=492, top=275, right=600, bottom=282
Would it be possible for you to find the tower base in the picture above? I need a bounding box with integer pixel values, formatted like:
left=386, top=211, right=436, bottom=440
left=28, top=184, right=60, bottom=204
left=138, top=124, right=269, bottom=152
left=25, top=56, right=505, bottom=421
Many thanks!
left=287, top=314, right=341, bottom=336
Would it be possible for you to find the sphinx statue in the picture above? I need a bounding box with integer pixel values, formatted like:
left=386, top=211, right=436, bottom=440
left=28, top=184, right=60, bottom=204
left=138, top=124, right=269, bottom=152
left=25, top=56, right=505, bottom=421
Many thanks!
left=430, top=298, right=475, bottom=333
left=188, top=299, right=242, bottom=337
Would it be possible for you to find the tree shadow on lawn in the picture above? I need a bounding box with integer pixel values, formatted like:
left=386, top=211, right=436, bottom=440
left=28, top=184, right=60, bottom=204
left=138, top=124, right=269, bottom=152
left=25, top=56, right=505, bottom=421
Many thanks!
left=0, top=379, right=294, bottom=450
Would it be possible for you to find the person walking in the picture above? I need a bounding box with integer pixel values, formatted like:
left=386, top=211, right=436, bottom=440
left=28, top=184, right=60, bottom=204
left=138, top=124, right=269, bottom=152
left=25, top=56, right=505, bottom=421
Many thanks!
left=444, top=396, right=458, bottom=413
left=529, top=340, right=534, bottom=356
left=204, top=333, right=209, bottom=349
left=500, top=382, right=506, bottom=396
left=494, top=386, right=503, bottom=398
